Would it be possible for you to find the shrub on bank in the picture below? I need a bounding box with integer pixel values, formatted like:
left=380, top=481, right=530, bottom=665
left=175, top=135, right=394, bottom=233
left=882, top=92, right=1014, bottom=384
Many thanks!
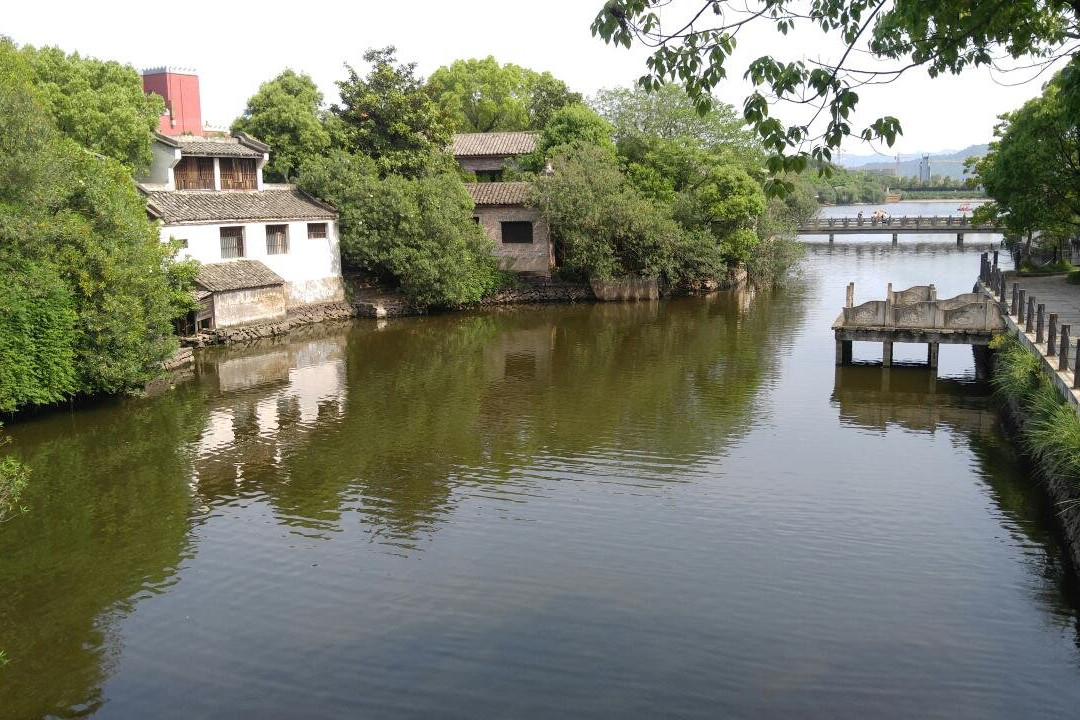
left=991, top=333, right=1080, bottom=489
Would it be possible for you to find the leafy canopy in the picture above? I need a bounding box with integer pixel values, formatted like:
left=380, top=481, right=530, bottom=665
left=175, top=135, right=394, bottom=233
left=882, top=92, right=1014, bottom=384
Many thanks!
left=970, top=72, right=1080, bottom=249
left=297, top=151, right=499, bottom=307
left=332, top=47, right=453, bottom=178
left=232, top=70, right=332, bottom=182
left=18, top=43, right=163, bottom=172
left=426, top=56, right=582, bottom=132
left=592, top=0, right=1080, bottom=195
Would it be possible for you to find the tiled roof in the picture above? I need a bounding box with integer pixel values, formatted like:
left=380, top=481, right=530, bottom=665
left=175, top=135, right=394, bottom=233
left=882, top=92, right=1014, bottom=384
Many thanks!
left=452, top=132, right=537, bottom=157
left=465, top=181, right=532, bottom=206
left=142, top=186, right=337, bottom=223
left=154, top=132, right=269, bottom=158
left=196, top=260, right=284, bottom=292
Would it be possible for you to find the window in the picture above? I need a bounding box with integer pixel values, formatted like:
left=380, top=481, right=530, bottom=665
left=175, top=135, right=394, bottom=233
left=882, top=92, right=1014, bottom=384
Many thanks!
left=220, top=226, right=245, bottom=259
left=475, top=169, right=503, bottom=182
left=472, top=216, right=481, bottom=224
left=174, top=157, right=215, bottom=190
left=307, top=222, right=328, bottom=239
left=500, top=221, right=533, bottom=244
left=265, top=224, right=289, bottom=255
left=219, top=158, right=257, bottom=190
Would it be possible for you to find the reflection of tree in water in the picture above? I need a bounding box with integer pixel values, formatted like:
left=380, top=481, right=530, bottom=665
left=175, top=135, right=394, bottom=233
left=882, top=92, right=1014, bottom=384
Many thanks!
left=0, top=390, right=209, bottom=719
left=831, top=364, right=1080, bottom=644
left=255, top=287, right=804, bottom=546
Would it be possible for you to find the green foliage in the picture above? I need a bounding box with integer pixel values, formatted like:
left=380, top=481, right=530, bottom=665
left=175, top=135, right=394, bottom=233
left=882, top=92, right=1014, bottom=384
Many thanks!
left=970, top=72, right=1080, bottom=258
left=332, top=47, right=453, bottom=178
left=591, top=1, right=1080, bottom=195
left=673, top=164, right=766, bottom=265
left=536, top=103, right=615, bottom=156
left=297, top=151, right=498, bottom=307
left=231, top=70, right=332, bottom=182
left=0, top=40, right=183, bottom=410
left=992, top=334, right=1080, bottom=487
left=427, top=57, right=582, bottom=133
left=0, top=423, right=29, bottom=522
left=17, top=42, right=163, bottom=172
left=593, top=84, right=759, bottom=163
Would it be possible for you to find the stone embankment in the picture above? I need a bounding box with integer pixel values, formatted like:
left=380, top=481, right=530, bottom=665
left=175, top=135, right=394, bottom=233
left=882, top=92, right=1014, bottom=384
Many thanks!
left=182, top=301, right=359, bottom=347
left=480, top=276, right=595, bottom=305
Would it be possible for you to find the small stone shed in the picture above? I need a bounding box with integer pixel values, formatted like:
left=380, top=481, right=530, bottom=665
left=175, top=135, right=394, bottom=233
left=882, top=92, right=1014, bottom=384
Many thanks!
left=194, top=260, right=287, bottom=329
left=452, top=132, right=537, bottom=181
left=465, top=182, right=554, bottom=275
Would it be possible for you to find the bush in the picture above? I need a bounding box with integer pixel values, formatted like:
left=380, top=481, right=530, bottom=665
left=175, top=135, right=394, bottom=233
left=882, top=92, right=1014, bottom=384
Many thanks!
left=0, top=423, right=28, bottom=522
left=298, top=151, right=499, bottom=307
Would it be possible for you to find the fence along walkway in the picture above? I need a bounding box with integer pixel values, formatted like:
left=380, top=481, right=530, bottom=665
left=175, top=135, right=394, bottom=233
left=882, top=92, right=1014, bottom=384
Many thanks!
left=802, top=215, right=1003, bottom=244
left=833, top=280, right=1003, bottom=370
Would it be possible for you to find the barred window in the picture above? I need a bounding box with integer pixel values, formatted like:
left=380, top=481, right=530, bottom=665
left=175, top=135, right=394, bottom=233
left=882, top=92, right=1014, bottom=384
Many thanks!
left=307, top=222, right=328, bottom=239
left=265, top=224, right=289, bottom=255
left=174, top=157, right=215, bottom=190
left=500, top=221, right=533, bottom=244
left=220, top=226, right=245, bottom=259
left=219, top=158, right=257, bottom=190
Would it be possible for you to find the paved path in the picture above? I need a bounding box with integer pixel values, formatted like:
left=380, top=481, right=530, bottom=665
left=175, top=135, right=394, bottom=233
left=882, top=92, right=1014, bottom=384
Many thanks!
left=1010, top=274, right=1080, bottom=330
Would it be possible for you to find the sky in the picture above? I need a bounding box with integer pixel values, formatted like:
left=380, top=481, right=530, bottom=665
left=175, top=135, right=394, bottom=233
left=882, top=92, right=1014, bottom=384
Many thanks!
left=3, top=0, right=1064, bottom=156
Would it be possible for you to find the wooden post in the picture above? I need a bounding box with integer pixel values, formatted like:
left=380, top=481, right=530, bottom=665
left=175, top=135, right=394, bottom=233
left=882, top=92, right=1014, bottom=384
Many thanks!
left=957, top=233, right=964, bottom=246
left=829, top=233, right=834, bottom=244
left=1026, top=297, right=1035, bottom=332
left=1060, top=325, right=1071, bottom=371
left=1018, top=289, right=1026, bottom=320
left=927, top=342, right=939, bottom=369
left=993, top=250, right=999, bottom=270
left=1074, top=340, right=1080, bottom=389
left=1011, top=283, right=1019, bottom=314
left=981, top=252, right=989, bottom=281
left=846, top=282, right=854, bottom=308
left=892, top=232, right=898, bottom=245
left=999, top=274, right=1007, bottom=305
left=882, top=340, right=893, bottom=367
left=1049, top=313, right=1059, bottom=356
left=1036, top=304, right=1045, bottom=343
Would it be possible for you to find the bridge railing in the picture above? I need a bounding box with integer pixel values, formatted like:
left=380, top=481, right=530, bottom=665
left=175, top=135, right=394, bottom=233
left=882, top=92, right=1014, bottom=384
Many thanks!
left=840, top=282, right=1002, bottom=331
left=807, top=215, right=987, bottom=229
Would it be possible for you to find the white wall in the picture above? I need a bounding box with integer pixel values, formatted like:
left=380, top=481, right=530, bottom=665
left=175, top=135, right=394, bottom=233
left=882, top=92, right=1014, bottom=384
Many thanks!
left=161, top=218, right=344, bottom=306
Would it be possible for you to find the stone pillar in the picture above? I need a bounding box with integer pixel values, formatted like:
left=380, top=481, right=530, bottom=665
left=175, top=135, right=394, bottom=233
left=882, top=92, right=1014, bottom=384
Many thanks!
left=1074, top=340, right=1080, bottom=389
left=1011, top=283, right=1019, bottom=315
left=1036, top=304, right=1045, bottom=343
left=892, top=232, right=898, bottom=245
left=829, top=233, right=834, bottom=244
left=957, top=233, right=964, bottom=246
left=1018, top=289, right=1026, bottom=321
left=1026, top=296, right=1035, bottom=332
left=973, top=345, right=993, bottom=381
left=993, top=250, right=999, bottom=270
left=1049, top=313, right=1059, bottom=356
left=835, top=338, right=852, bottom=366
left=927, top=342, right=939, bottom=370
left=882, top=340, right=893, bottom=367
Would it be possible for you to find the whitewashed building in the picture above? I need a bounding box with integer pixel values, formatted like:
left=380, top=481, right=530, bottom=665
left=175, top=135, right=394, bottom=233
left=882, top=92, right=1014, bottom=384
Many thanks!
left=138, top=132, right=344, bottom=329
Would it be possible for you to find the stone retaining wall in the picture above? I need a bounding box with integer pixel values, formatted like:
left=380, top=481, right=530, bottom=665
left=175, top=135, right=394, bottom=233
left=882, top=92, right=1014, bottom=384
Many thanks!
left=183, top=301, right=358, bottom=347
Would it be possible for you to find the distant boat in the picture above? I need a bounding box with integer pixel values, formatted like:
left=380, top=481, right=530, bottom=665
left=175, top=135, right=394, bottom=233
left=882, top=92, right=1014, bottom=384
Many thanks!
left=884, top=191, right=902, bottom=203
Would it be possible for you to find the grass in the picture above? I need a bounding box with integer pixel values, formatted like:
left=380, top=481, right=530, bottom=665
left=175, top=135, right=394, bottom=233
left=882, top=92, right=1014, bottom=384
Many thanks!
left=991, top=333, right=1080, bottom=496
left=1018, top=259, right=1076, bottom=276
left=1067, top=269, right=1080, bottom=285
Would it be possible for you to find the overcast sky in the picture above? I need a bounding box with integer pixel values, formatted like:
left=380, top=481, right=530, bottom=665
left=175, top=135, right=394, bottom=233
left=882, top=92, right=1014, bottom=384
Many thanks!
left=5, top=0, right=1062, bottom=156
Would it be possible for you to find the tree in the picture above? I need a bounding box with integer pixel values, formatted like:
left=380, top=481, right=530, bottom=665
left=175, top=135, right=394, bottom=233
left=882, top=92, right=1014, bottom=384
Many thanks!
left=591, top=1, right=1080, bottom=193
left=593, top=84, right=758, bottom=160
left=232, top=70, right=332, bottom=182
left=426, top=57, right=583, bottom=132
left=0, top=40, right=190, bottom=409
left=297, top=151, right=499, bottom=307
left=332, top=47, right=453, bottom=178
left=971, top=73, right=1080, bottom=258
left=18, top=43, right=163, bottom=172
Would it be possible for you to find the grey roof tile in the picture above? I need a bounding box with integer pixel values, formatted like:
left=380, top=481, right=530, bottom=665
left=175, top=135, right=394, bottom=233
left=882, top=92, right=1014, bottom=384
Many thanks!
left=465, top=181, right=532, bottom=206
left=142, top=186, right=337, bottom=223
left=452, top=132, right=537, bottom=157
left=196, top=260, right=284, bottom=292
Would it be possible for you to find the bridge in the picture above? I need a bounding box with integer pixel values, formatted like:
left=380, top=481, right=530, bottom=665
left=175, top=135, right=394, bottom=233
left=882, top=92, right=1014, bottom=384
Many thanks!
left=801, top=215, right=1004, bottom=244
left=833, top=281, right=1003, bottom=371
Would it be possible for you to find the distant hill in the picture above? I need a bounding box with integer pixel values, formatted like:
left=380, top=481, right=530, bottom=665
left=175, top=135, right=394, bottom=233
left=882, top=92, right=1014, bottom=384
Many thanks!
left=838, top=144, right=989, bottom=180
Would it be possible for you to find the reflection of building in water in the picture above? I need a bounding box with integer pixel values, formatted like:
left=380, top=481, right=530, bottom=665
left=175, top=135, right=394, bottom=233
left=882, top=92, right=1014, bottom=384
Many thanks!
left=831, top=365, right=996, bottom=435
left=193, top=334, right=348, bottom=486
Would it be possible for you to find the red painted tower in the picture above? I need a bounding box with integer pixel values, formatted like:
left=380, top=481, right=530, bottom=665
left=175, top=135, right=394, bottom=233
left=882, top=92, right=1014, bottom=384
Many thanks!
left=142, top=67, right=202, bottom=136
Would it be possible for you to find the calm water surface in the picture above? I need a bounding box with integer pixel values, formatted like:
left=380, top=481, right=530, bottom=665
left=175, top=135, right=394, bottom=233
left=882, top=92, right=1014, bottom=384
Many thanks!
left=2, top=203, right=1079, bottom=718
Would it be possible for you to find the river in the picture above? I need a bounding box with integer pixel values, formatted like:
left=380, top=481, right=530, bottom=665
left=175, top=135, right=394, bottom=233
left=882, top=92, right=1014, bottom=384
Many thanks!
left=1, top=202, right=1078, bottom=718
